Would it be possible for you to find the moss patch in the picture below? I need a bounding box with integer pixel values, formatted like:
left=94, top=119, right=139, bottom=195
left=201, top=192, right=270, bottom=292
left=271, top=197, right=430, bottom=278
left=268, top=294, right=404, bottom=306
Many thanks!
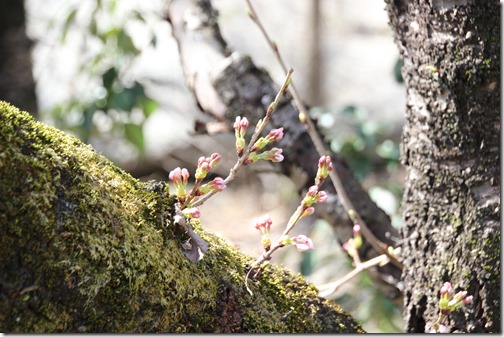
left=0, top=102, right=363, bottom=333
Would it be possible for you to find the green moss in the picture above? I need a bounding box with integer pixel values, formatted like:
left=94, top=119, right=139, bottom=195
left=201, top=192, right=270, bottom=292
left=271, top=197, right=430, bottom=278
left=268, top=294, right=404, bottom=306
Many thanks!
left=0, top=102, right=362, bottom=333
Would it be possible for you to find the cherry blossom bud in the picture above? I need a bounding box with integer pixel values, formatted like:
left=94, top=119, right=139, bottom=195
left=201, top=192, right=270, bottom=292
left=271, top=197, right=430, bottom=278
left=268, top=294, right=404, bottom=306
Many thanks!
left=301, top=207, right=315, bottom=218
left=353, top=224, right=361, bottom=236
left=254, top=214, right=273, bottom=235
left=246, top=148, right=284, bottom=164
left=266, top=147, right=284, bottom=162
left=234, top=116, right=249, bottom=137
left=234, top=117, right=249, bottom=156
left=195, top=153, right=220, bottom=179
left=209, top=177, right=226, bottom=192
left=453, top=290, right=468, bottom=302
left=210, top=153, right=221, bottom=167
left=440, top=282, right=453, bottom=296
left=316, top=191, right=328, bottom=204
left=316, top=155, right=333, bottom=184
left=303, top=186, right=327, bottom=207
left=307, top=185, right=318, bottom=197
left=182, top=207, right=201, bottom=219
left=169, top=167, right=189, bottom=199
left=266, top=128, right=284, bottom=142
left=199, top=177, right=226, bottom=194
left=292, top=235, right=314, bottom=252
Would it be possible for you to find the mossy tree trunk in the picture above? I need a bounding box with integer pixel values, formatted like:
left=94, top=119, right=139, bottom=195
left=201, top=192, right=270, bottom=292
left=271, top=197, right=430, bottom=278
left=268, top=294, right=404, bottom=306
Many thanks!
left=0, top=101, right=363, bottom=333
left=385, top=0, right=500, bottom=332
left=0, top=0, right=38, bottom=115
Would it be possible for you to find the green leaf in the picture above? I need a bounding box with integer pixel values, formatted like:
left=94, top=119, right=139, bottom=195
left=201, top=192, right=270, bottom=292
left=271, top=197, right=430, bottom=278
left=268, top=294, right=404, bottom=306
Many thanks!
left=61, top=8, right=78, bottom=44
left=109, top=89, right=135, bottom=112
left=124, top=123, right=144, bottom=152
left=117, top=30, right=139, bottom=56
left=102, top=67, right=118, bottom=90
left=139, top=98, right=158, bottom=118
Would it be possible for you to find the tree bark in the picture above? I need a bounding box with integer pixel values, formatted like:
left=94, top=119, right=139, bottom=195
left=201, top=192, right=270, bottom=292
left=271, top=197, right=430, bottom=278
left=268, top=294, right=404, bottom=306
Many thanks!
left=0, top=0, right=38, bottom=115
left=0, top=101, right=363, bottom=333
left=385, top=0, right=500, bottom=332
left=166, top=0, right=403, bottom=304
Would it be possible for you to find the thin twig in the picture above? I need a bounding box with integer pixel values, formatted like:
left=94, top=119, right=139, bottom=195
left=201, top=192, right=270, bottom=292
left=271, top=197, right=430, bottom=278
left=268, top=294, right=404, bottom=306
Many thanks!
left=317, top=247, right=401, bottom=298
left=191, top=68, right=293, bottom=208
left=245, top=0, right=402, bottom=269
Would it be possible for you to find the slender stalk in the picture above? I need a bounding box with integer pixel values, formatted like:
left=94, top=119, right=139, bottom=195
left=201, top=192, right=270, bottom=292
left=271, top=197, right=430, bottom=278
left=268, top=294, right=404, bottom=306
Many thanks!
left=245, top=0, right=402, bottom=269
left=191, top=68, right=293, bottom=208
left=317, top=247, right=401, bottom=298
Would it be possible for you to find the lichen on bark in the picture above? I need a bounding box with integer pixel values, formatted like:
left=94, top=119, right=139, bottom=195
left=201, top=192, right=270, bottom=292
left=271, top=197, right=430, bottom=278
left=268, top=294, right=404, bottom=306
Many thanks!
left=384, top=0, right=500, bottom=332
left=0, top=101, right=363, bottom=333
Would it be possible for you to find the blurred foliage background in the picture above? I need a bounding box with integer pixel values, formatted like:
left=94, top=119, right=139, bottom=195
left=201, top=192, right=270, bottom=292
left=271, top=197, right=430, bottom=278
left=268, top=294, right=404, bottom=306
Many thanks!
left=2, top=0, right=406, bottom=332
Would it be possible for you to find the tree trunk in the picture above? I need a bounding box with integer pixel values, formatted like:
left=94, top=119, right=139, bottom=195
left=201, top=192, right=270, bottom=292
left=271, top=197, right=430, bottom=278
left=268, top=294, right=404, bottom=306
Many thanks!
left=0, top=101, right=363, bottom=333
left=385, top=0, right=500, bottom=332
left=0, top=0, right=38, bottom=115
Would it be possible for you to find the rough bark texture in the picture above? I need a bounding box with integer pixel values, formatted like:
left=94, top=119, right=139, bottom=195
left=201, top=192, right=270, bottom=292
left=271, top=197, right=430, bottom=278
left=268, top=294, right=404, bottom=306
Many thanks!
left=0, top=101, right=364, bottom=333
left=0, top=0, right=38, bottom=115
left=166, top=0, right=403, bottom=304
left=385, top=0, right=500, bottom=332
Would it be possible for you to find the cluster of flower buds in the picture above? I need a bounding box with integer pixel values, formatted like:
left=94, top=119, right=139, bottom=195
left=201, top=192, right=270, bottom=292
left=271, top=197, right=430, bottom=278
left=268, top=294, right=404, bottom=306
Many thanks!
left=302, top=186, right=328, bottom=208
left=342, top=224, right=363, bottom=252
left=168, top=153, right=226, bottom=214
left=234, top=116, right=249, bottom=157
left=279, top=234, right=315, bottom=253
left=438, top=282, right=473, bottom=315
left=195, top=153, right=221, bottom=180
left=199, top=177, right=227, bottom=194
left=169, top=167, right=190, bottom=201
left=245, top=147, right=284, bottom=164
left=251, top=128, right=284, bottom=152
left=429, top=282, right=473, bottom=333
left=233, top=115, right=285, bottom=165
left=254, top=214, right=273, bottom=251
left=315, top=155, right=333, bottom=185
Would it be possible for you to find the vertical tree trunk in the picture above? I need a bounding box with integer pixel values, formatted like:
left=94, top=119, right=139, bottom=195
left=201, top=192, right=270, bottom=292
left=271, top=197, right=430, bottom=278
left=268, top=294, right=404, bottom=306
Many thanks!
left=0, top=0, right=38, bottom=115
left=385, top=0, right=500, bottom=332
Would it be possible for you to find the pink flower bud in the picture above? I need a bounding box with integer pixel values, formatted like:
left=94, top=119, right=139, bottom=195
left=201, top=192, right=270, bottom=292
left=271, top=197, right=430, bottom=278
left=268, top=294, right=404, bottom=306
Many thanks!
left=181, top=168, right=190, bottom=183
left=169, top=167, right=189, bottom=199
left=353, top=224, right=361, bottom=236
left=169, top=167, right=182, bottom=185
left=452, top=290, right=468, bottom=303
left=182, top=207, right=201, bottom=219
left=254, top=214, right=273, bottom=235
left=266, top=147, right=284, bottom=162
left=195, top=154, right=220, bottom=180
left=463, top=295, right=474, bottom=304
left=234, top=116, right=249, bottom=137
left=307, top=185, right=318, bottom=197
left=292, top=234, right=314, bottom=252
left=209, top=177, right=226, bottom=192
left=316, top=155, right=333, bottom=183
left=440, top=282, right=453, bottom=296
left=316, top=191, right=328, bottom=204
left=210, top=153, right=221, bottom=166
left=302, top=207, right=315, bottom=217
left=266, top=128, right=284, bottom=142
